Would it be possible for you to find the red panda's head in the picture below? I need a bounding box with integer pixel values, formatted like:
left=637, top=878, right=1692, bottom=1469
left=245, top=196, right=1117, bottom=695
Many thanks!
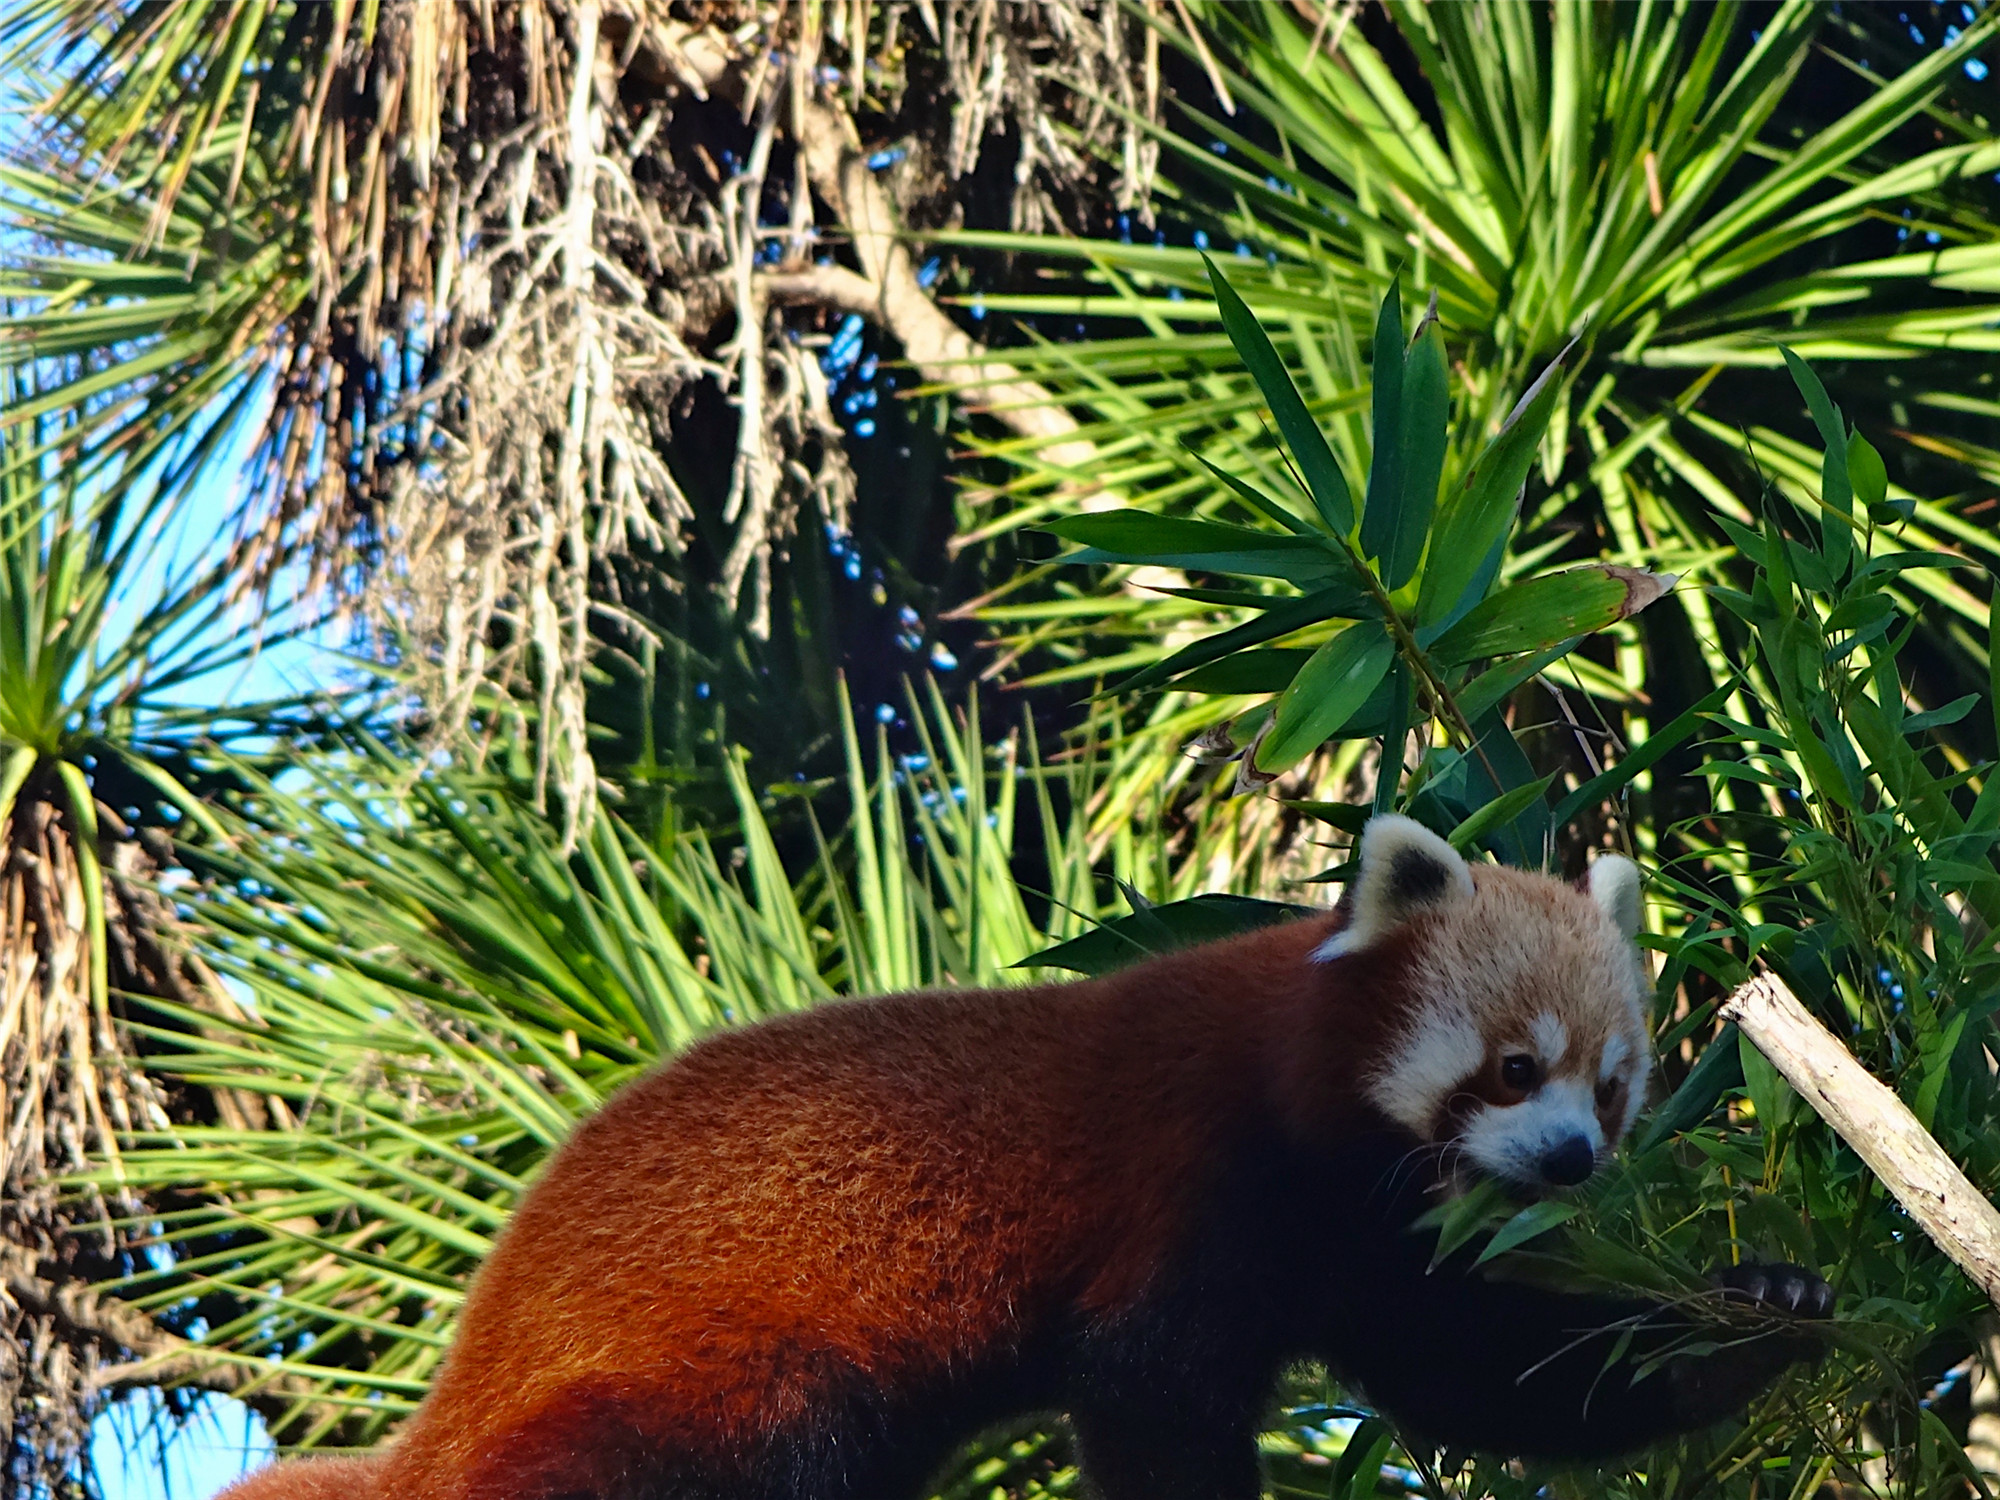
left=1317, top=815, right=1650, bottom=1195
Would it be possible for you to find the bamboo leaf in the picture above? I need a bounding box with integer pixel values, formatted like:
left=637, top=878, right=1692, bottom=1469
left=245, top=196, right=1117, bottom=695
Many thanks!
left=1456, top=640, right=1581, bottom=725
left=1781, top=346, right=1854, bottom=577
left=1044, top=512, right=1348, bottom=586
left=1015, top=894, right=1309, bottom=976
left=1359, top=280, right=1405, bottom=567
left=1638, top=1023, right=1747, bottom=1156
left=1171, top=648, right=1316, bottom=695
left=1387, top=303, right=1449, bottom=590
left=1254, top=621, right=1394, bottom=773
left=1446, top=775, right=1558, bottom=853
left=1417, top=343, right=1574, bottom=628
left=1901, top=694, right=1980, bottom=735
left=1430, top=565, right=1674, bottom=665
left=1473, top=1200, right=1581, bottom=1266
left=1189, top=450, right=1321, bottom=536
left=1847, top=429, right=1887, bottom=513
left=1203, top=254, right=1356, bottom=534
left=1115, top=585, right=1377, bottom=696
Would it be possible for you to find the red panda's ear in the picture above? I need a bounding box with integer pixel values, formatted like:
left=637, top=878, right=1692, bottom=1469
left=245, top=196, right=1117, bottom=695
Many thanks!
left=1314, top=814, right=1473, bottom=961
left=1587, top=854, right=1643, bottom=939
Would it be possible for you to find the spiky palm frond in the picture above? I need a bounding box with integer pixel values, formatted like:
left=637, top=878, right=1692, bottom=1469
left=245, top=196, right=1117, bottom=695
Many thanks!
left=95, top=683, right=1161, bottom=1446
left=0, top=364, right=312, bottom=1487
left=952, top=0, right=1999, bottom=772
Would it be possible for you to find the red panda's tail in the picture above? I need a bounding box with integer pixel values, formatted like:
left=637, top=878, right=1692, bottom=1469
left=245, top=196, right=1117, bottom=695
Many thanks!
left=212, top=1455, right=383, bottom=1500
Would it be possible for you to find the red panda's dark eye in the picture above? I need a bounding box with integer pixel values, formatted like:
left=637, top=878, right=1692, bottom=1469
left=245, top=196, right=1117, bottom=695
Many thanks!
left=1500, top=1054, right=1539, bottom=1091
left=1596, top=1077, right=1621, bottom=1107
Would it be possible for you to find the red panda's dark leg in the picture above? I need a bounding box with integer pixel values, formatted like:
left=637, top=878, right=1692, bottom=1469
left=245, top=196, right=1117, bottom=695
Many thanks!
left=1327, top=1256, right=1830, bottom=1463
left=1068, top=1403, right=1263, bottom=1500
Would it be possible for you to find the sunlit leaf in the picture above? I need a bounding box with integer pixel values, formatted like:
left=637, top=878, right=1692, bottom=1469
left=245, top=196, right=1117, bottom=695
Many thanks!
left=1045, top=511, right=1349, bottom=585
left=1430, top=565, right=1673, bottom=665
left=1254, top=620, right=1393, bottom=773
left=1204, top=254, right=1356, bottom=534
left=1417, top=346, right=1573, bottom=629
left=1358, top=280, right=1406, bottom=568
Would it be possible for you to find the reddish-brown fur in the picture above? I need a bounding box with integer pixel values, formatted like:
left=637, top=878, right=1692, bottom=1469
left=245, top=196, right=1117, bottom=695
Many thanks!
left=219, top=911, right=1394, bottom=1500
left=218, top=1457, right=377, bottom=1500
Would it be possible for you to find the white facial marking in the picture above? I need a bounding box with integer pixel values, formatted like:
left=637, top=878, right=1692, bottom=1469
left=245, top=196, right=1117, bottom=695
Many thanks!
left=1530, top=1012, right=1568, bottom=1067
left=1366, top=1008, right=1485, bottom=1134
left=1339, top=848, right=1656, bottom=1187
left=1599, top=1032, right=1630, bottom=1084
left=1612, top=1035, right=1647, bottom=1141
left=1459, top=1078, right=1604, bottom=1186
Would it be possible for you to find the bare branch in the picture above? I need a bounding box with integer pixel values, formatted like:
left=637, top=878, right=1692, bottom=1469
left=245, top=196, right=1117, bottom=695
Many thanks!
left=1, top=1243, right=346, bottom=1428
left=759, top=263, right=886, bottom=319
left=718, top=86, right=786, bottom=630
left=1724, top=972, right=2000, bottom=1309
left=793, top=97, right=1098, bottom=475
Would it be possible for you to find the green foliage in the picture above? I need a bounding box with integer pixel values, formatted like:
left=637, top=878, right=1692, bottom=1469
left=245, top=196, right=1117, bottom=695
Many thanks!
left=959, top=0, right=2000, bottom=809
left=87, top=297, right=2000, bottom=1496
left=1403, top=353, right=2000, bottom=1497
left=16, top=5, right=2000, bottom=1496
left=1050, top=267, right=1660, bottom=804
left=0, top=85, right=308, bottom=523
left=100, top=685, right=1158, bottom=1450
left=0, top=381, right=300, bottom=1007
left=1012, top=337, right=2000, bottom=1493
left=1020, top=892, right=1306, bottom=978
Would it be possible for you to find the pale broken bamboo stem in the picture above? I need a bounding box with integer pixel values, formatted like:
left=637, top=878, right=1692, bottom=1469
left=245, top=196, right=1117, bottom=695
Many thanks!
left=1722, top=971, right=2000, bottom=1310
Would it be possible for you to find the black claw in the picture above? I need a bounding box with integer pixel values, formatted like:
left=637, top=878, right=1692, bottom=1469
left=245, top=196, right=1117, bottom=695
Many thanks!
left=1710, top=1262, right=1834, bottom=1320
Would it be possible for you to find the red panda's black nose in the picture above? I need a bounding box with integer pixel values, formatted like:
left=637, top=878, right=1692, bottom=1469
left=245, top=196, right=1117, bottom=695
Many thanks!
left=1540, top=1136, right=1595, bottom=1187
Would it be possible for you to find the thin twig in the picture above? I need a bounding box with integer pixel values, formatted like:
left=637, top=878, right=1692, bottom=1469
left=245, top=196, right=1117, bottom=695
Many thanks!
left=718, top=80, right=784, bottom=630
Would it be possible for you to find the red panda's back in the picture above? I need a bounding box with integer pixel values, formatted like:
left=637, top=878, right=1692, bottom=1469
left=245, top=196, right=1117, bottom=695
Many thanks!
left=383, top=982, right=1108, bottom=1494
left=215, top=1456, right=381, bottom=1500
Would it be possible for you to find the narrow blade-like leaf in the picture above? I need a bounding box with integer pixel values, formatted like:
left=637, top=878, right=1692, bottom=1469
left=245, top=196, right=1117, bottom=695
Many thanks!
left=1203, top=254, right=1356, bottom=534
left=1045, top=512, right=1347, bottom=586
left=1254, top=620, right=1394, bottom=773
left=1114, top=584, right=1377, bottom=696
left=1015, top=894, right=1309, bottom=975
left=1417, top=343, right=1573, bottom=627
left=1781, top=345, right=1853, bottom=577
left=1473, top=1200, right=1581, bottom=1266
left=1388, top=304, right=1448, bottom=590
left=1359, top=280, right=1405, bottom=567
left=1172, top=647, right=1315, bottom=695
left=1447, top=775, right=1558, bottom=853
left=1431, top=565, right=1675, bottom=665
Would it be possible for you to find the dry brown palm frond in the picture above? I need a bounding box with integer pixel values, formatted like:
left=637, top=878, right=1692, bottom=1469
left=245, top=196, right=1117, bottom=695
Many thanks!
left=324, top=0, right=1161, bottom=837
left=0, top=809, right=355, bottom=1488
left=8, top=0, right=1166, bottom=840
left=0, top=790, right=179, bottom=1488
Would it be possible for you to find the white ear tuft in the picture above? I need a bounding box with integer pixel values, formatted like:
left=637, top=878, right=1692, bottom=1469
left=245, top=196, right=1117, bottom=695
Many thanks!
left=1313, top=814, right=1474, bottom=961
left=1588, top=854, right=1643, bottom=939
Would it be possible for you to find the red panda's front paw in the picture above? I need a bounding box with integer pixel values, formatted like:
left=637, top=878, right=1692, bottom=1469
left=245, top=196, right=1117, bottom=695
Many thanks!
left=1709, top=1262, right=1834, bottom=1320
left=1664, top=1262, right=1833, bottom=1430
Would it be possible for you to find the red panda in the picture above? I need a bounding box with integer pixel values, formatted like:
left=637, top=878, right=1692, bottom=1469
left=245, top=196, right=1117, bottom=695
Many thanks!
left=216, top=815, right=1829, bottom=1500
